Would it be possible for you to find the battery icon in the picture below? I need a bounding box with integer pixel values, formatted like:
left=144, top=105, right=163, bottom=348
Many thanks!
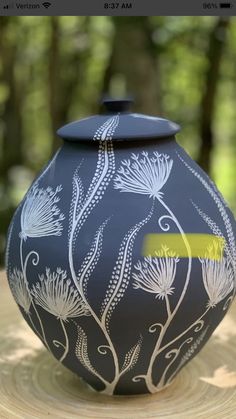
left=220, top=2, right=232, bottom=7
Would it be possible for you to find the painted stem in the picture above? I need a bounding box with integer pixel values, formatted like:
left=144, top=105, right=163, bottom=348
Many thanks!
left=28, top=313, right=42, bottom=339
left=157, top=351, right=178, bottom=389
left=156, top=306, right=210, bottom=357
left=20, top=239, right=50, bottom=351
left=144, top=198, right=192, bottom=393
left=165, top=294, right=171, bottom=318
left=157, top=336, right=193, bottom=388
left=159, top=198, right=192, bottom=319
left=99, top=205, right=154, bottom=391
left=68, top=141, right=120, bottom=393
left=58, top=319, right=69, bottom=362
left=74, top=271, right=120, bottom=392
left=68, top=141, right=109, bottom=289
left=101, top=226, right=139, bottom=325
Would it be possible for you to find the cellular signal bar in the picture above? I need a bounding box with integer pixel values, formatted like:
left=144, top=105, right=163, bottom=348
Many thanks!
left=0, top=0, right=236, bottom=16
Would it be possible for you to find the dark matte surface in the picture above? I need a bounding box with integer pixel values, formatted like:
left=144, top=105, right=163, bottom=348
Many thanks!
left=57, top=114, right=181, bottom=141
left=6, top=117, right=236, bottom=395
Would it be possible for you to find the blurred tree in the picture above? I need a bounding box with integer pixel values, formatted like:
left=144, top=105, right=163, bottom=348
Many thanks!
left=0, top=18, right=24, bottom=190
left=0, top=16, right=235, bottom=266
left=102, top=17, right=162, bottom=114
left=0, top=17, right=26, bottom=264
left=198, top=17, right=230, bottom=173
left=48, top=17, right=91, bottom=152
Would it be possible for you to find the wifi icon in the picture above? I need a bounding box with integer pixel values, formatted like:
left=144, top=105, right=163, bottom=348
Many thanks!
left=42, top=1, right=51, bottom=8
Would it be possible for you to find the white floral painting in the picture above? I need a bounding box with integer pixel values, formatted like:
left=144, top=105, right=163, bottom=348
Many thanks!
left=7, top=116, right=236, bottom=395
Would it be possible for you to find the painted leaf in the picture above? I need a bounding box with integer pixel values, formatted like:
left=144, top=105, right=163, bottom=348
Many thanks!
left=192, top=201, right=233, bottom=266
left=121, top=336, right=142, bottom=375
left=77, top=219, right=109, bottom=295
left=177, top=152, right=236, bottom=264
left=69, top=165, right=84, bottom=235
left=85, top=115, right=119, bottom=201
left=101, top=204, right=154, bottom=331
left=75, top=325, right=100, bottom=378
left=69, top=116, right=119, bottom=246
left=180, top=326, right=209, bottom=366
left=167, top=327, right=209, bottom=387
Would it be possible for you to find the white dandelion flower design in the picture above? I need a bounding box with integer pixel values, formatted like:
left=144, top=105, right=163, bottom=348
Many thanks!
left=200, top=241, right=235, bottom=308
left=133, top=246, right=179, bottom=300
left=31, top=268, right=90, bottom=321
left=114, top=151, right=173, bottom=199
left=9, top=268, right=32, bottom=314
left=20, top=185, right=64, bottom=240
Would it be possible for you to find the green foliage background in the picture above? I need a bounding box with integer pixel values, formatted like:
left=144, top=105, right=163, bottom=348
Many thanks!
left=0, top=16, right=235, bottom=265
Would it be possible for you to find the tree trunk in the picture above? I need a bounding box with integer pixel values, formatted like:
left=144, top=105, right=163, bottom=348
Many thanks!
left=0, top=18, right=24, bottom=183
left=48, top=17, right=91, bottom=153
left=0, top=18, right=25, bottom=266
left=197, top=17, right=230, bottom=174
left=102, top=17, right=162, bottom=115
left=48, top=17, right=62, bottom=153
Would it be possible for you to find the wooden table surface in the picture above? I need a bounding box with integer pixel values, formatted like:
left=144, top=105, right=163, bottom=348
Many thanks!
left=0, top=271, right=236, bottom=419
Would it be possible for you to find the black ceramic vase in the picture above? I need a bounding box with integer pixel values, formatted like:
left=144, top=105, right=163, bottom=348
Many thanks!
left=6, top=99, right=236, bottom=395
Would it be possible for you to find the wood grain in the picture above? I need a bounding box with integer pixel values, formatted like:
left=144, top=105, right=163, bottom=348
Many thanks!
left=0, top=271, right=236, bottom=419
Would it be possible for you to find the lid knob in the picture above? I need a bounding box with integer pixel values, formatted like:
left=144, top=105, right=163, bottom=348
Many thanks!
left=102, top=97, right=133, bottom=113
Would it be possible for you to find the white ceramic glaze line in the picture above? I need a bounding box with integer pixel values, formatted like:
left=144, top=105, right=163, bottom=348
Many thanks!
left=166, top=326, right=209, bottom=385
left=223, top=295, right=234, bottom=311
left=20, top=185, right=64, bottom=240
left=74, top=143, right=108, bottom=228
left=99, top=207, right=154, bottom=395
left=77, top=222, right=108, bottom=296
left=71, top=134, right=154, bottom=394
left=75, top=324, right=110, bottom=387
left=200, top=247, right=234, bottom=308
left=120, top=336, right=143, bottom=378
left=192, top=203, right=236, bottom=302
left=4, top=144, right=61, bottom=269
left=142, top=198, right=192, bottom=393
left=8, top=268, right=31, bottom=313
left=68, top=119, right=117, bottom=295
left=114, top=151, right=181, bottom=393
left=31, top=268, right=90, bottom=320
left=114, top=152, right=173, bottom=198
left=157, top=337, right=194, bottom=389
left=5, top=221, right=14, bottom=271
left=68, top=117, right=121, bottom=393
left=178, top=149, right=236, bottom=301
left=158, top=198, right=192, bottom=319
left=80, top=232, right=102, bottom=292
left=19, top=239, right=50, bottom=351
left=31, top=267, right=90, bottom=362
left=59, top=319, right=69, bottom=362
left=13, top=156, right=64, bottom=352
left=176, top=151, right=236, bottom=268
left=165, top=294, right=171, bottom=319
left=34, top=147, right=61, bottom=187
left=77, top=218, right=140, bottom=395
left=133, top=246, right=179, bottom=300
left=101, top=207, right=154, bottom=330
left=74, top=117, right=118, bottom=235
left=191, top=202, right=236, bottom=287
left=156, top=306, right=210, bottom=357
left=100, top=337, right=143, bottom=394
left=85, top=115, right=119, bottom=199
left=68, top=118, right=118, bottom=288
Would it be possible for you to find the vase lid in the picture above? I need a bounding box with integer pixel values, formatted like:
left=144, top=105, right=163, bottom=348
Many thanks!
left=57, top=97, right=181, bottom=141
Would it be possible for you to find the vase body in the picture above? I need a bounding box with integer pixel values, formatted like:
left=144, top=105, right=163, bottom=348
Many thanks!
left=6, top=114, right=236, bottom=395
